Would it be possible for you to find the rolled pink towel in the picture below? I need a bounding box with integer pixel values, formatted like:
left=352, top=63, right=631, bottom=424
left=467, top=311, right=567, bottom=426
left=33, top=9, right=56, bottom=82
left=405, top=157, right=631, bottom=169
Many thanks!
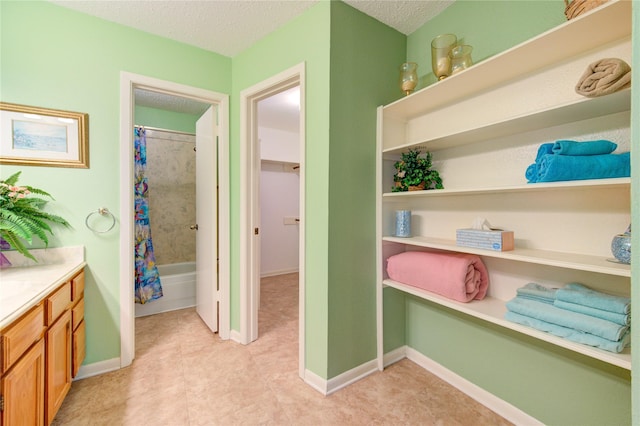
left=575, top=58, right=631, bottom=98
left=386, top=251, right=489, bottom=303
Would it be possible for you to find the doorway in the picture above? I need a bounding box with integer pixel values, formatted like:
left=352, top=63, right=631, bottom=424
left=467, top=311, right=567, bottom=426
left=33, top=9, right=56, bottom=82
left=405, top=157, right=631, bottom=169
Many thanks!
left=239, top=63, right=306, bottom=378
left=119, top=72, right=230, bottom=368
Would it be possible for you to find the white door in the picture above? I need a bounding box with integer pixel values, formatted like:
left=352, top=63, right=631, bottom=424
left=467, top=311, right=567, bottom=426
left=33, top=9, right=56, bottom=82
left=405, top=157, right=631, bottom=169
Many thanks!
left=196, top=106, right=218, bottom=333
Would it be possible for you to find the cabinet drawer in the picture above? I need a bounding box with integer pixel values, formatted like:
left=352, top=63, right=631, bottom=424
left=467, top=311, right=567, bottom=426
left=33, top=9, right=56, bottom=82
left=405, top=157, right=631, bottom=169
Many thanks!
left=71, top=269, right=85, bottom=302
left=1, top=303, right=45, bottom=374
left=72, top=319, right=86, bottom=378
left=72, top=297, right=84, bottom=331
left=46, top=281, right=71, bottom=326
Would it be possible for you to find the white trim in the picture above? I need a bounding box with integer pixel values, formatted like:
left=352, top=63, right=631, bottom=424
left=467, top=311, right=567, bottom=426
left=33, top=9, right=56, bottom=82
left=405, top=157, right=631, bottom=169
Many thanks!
left=404, top=347, right=544, bottom=426
left=375, top=106, right=384, bottom=371
left=303, top=369, right=328, bottom=395
left=119, top=71, right=230, bottom=368
left=303, top=359, right=378, bottom=396
left=260, top=268, right=299, bottom=278
left=383, top=345, right=407, bottom=367
left=74, top=357, right=121, bottom=380
left=326, top=359, right=378, bottom=395
left=229, top=329, right=243, bottom=344
left=239, top=63, right=306, bottom=380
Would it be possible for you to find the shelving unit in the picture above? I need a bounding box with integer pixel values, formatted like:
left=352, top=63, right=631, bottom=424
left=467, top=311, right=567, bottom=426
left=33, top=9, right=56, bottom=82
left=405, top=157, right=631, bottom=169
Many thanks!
left=376, top=0, right=632, bottom=371
left=383, top=278, right=631, bottom=370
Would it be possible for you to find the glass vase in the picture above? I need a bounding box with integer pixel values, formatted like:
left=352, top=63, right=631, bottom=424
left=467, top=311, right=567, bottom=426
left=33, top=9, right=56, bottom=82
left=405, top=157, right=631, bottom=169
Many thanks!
left=431, top=34, right=457, bottom=80
left=450, top=45, right=473, bottom=75
left=399, top=62, right=418, bottom=96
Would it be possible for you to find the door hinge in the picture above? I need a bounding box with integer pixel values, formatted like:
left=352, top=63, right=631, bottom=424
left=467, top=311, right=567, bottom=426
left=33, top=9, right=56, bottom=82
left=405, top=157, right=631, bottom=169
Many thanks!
left=254, top=227, right=259, bottom=235
left=1, top=394, right=4, bottom=411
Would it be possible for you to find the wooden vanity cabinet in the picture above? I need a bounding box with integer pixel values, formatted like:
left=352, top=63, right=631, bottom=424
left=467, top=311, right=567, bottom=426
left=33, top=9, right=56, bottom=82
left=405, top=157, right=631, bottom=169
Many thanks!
left=0, top=268, right=85, bottom=426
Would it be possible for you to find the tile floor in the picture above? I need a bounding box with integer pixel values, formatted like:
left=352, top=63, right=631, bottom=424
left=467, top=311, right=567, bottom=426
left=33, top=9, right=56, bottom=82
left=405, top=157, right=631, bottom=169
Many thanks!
left=53, top=273, right=512, bottom=425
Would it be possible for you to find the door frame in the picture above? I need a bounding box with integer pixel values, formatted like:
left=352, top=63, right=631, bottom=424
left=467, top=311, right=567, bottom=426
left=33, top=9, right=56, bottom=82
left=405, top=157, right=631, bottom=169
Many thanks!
left=119, top=71, right=230, bottom=368
left=239, top=63, right=306, bottom=377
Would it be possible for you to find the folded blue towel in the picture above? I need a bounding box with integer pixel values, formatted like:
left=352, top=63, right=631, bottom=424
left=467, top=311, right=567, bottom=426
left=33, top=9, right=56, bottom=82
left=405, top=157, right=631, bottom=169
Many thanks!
left=529, top=152, right=630, bottom=183
left=504, top=311, right=630, bottom=353
left=551, top=139, right=617, bottom=156
left=506, top=297, right=629, bottom=341
left=525, top=143, right=554, bottom=181
left=556, top=283, right=631, bottom=315
left=535, top=143, right=554, bottom=161
left=554, top=299, right=630, bottom=326
left=516, top=283, right=557, bottom=305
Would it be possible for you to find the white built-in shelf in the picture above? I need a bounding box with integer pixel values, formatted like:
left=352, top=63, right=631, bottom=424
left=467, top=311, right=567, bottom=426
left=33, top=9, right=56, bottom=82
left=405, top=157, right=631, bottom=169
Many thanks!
left=382, top=0, right=631, bottom=122
left=382, top=178, right=631, bottom=198
left=383, top=89, right=631, bottom=154
left=383, top=236, right=631, bottom=278
left=383, top=278, right=631, bottom=370
left=376, top=0, right=632, bottom=375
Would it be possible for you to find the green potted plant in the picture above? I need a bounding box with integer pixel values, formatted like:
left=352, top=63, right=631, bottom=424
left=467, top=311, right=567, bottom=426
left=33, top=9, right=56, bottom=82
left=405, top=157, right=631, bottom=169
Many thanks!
left=392, top=149, right=444, bottom=192
left=0, top=171, right=70, bottom=262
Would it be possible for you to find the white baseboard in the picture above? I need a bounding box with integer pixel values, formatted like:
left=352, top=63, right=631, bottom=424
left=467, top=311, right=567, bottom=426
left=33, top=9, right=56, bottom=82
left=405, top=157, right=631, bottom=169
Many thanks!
left=383, top=345, right=407, bottom=367
left=304, top=359, right=378, bottom=396
left=229, top=329, right=243, bottom=344
left=74, top=357, right=121, bottom=380
left=404, top=347, right=543, bottom=426
left=326, top=359, right=378, bottom=395
left=303, top=369, right=329, bottom=395
left=260, top=268, right=299, bottom=278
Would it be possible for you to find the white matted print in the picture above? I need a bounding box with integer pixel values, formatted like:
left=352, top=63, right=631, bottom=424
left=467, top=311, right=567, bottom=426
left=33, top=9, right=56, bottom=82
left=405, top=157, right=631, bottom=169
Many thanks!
left=1, top=102, right=89, bottom=168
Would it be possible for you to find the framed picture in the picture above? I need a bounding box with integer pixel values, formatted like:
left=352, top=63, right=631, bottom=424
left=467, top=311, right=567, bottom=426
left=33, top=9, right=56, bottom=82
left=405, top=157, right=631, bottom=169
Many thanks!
left=0, top=102, right=89, bottom=168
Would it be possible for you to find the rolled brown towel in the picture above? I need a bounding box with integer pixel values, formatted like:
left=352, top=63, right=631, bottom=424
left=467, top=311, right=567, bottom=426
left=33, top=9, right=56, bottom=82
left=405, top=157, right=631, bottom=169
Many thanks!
left=575, top=58, right=631, bottom=97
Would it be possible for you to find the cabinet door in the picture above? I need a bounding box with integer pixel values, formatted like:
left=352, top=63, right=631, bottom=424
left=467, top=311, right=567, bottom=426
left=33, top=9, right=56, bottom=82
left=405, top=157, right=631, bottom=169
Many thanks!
left=72, top=319, right=85, bottom=378
left=0, top=340, right=45, bottom=426
left=45, top=310, right=72, bottom=425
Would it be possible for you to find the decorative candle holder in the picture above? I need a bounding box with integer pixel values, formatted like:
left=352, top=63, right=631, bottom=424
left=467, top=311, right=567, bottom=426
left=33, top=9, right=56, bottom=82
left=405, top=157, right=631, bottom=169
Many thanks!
left=395, top=210, right=411, bottom=237
left=431, top=34, right=457, bottom=80
left=450, top=45, right=473, bottom=75
left=399, top=62, right=418, bottom=96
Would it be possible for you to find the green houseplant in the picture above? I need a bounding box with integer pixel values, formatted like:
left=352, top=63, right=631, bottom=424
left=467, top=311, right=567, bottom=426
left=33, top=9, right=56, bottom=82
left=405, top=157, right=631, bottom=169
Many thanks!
left=392, top=149, right=444, bottom=192
left=0, top=171, right=70, bottom=261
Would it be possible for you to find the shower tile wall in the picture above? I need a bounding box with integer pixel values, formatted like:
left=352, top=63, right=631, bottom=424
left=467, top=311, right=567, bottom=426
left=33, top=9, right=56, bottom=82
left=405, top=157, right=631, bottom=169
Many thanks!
left=145, top=129, right=196, bottom=265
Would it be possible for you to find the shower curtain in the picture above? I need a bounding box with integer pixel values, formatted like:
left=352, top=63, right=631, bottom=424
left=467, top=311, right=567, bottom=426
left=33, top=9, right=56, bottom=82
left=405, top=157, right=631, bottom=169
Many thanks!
left=134, top=126, right=163, bottom=304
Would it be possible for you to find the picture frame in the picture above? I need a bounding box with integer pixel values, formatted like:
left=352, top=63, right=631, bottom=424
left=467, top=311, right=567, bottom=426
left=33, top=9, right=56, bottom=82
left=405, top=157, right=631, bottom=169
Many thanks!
left=0, top=102, right=89, bottom=168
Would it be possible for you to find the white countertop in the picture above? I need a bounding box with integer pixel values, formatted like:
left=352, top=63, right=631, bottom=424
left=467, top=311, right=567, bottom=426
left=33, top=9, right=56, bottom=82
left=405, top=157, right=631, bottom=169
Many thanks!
left=0, top=246, right=85, bottom=328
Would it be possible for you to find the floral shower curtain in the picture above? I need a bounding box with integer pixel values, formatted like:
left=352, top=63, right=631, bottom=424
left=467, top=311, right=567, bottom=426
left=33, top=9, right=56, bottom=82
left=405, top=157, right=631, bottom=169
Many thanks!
left=134, top=126, right=163, bottom=304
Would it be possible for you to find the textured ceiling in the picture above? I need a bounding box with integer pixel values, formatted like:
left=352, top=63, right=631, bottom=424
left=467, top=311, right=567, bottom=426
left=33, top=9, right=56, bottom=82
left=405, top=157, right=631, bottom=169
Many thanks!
left=54, top=0, right=453, bottom=131
left=50, top=0, right=453, bottom=57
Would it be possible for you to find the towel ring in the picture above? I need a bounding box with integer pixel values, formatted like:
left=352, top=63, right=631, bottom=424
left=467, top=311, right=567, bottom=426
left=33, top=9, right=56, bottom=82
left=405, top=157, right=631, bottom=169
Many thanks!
left=85, top=207, right=116, bottom=233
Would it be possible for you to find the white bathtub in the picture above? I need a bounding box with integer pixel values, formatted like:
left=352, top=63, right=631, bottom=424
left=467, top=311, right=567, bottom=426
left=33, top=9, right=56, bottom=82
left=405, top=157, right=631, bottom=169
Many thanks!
left=135, top=261, right=196, bottom=317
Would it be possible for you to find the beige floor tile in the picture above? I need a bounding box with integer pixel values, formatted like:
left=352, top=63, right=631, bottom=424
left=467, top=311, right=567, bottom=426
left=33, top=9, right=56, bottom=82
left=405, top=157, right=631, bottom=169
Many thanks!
left=54, top=273, right=512, bottom=425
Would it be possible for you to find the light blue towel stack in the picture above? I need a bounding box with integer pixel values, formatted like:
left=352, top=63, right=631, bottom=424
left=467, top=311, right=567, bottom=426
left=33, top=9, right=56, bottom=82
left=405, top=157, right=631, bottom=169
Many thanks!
left=504, top=282, right=631, bottom=353
left=525, top=139, right=630, bottom=183
left=555, top=283, right=631, bottom=326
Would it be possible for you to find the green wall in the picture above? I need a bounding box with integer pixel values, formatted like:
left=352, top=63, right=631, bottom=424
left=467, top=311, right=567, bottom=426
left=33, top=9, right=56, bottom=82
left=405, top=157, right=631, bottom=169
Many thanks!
left=327, top=2, right=405, bottom=377
left=231, top=1, right=332, bottom=376
left=407, top=0, right=565, bottom=88
left=135, top=105, right=198, bottom=134
left=398, top=2, right=635, bottom=424
left=232, top=1, right=405, bottom=379
left=0, top=0, right=231, bottom=364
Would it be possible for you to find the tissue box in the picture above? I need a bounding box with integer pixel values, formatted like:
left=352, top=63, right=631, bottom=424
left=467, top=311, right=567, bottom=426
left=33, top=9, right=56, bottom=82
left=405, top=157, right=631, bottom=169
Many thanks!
left=456, top=228, right=514, bottom=251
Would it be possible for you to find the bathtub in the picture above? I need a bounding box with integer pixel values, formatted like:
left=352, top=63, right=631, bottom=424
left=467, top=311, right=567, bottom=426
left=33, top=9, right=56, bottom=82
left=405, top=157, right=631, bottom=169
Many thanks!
left=135, top=261, right=196, bottom=317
